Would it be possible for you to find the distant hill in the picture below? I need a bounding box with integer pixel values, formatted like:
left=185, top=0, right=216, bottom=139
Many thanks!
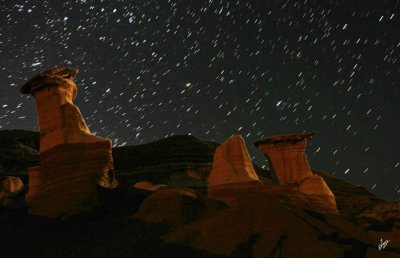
left=113, top=135, right=219, bottom=169
left=0, top=130, right=40, bottom=176
left=0, top=130, right=40, bottom=150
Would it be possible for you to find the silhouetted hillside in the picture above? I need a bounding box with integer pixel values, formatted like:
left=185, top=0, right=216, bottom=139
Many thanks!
left=1, top=129, right=399, bottom=257
left=0, top=130, right=40, bottom=175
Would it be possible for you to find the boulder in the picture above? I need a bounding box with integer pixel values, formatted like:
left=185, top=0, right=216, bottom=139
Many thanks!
left=0, top=176, right=24, bottom=209
left=134, top=188, right=212, bottom=227
left=0, top=176, right=24, bottom=199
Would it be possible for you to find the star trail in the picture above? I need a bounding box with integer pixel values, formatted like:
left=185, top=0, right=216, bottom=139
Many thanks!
left=0, top=0, right=399, bottom=200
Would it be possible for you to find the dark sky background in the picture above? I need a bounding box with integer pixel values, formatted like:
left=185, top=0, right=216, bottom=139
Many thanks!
left=0, top=0, right=399, bottom=200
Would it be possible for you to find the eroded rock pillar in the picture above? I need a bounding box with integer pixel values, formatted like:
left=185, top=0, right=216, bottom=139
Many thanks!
left=255, top=132, right=338, bottom=214
left=21, top=67, right=117, bottom=218
left=254, top=132, right=316, bottom=185
left=208, top=135, right=259, bottom=187
left=208, top=135, right=262, bottom=199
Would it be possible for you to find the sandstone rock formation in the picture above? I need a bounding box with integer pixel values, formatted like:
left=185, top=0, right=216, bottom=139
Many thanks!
left=254, top=132, right=316, bottom=184
left=113, top=135, right=217, bottom=189
left=298, top=174, right=338, bottom=213
left=2, top=127, right=400, bottom=257
left=0, top=176, right=23, bottom=199
left=133, top=181, right=166, bottom=191
left=207, top=135, right=262, bottom=199
left=255, top=132, right=338, bottom=214
left=21, top=67, right=117, bottom=218
left=112, top=134, right=270, bottom=191
left=208, top=135, right=259, bottom=187
left=134, top=166, right=399, bottom=257
left=0, top=176, right=24, bottom=208
left=160, top=183, right=400, bottom=258
left=360, top=202, right=400, bottom=224
left=134, top=188, right=204, bottom=226
left=134, top=188, right=226, bottom=227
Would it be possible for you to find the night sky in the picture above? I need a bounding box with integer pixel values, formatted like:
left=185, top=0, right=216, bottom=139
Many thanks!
left=1, top=0, right=399, bottom=200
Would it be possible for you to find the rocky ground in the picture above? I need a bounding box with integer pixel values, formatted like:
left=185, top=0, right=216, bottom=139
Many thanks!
left=1, top=130, right=399, bottom=258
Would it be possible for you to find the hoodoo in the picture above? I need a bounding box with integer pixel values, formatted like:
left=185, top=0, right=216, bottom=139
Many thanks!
left=208, top=135, right=259, bottom=187
left=21, top=67, right=117, bottom=218
left=208, top=135, right=262, bottom=198
left=255, top=132, right=337, bottom=213
left=254, top=132, right=316, bottom=184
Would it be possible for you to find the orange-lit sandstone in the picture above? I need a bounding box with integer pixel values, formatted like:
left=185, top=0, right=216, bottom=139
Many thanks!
left=133, top=181, right=166, bottom=191
left=255, top=132, right=337, bottom=213
left=22, top=67, right=117, bottom=218
left=207, top=135, right=262, bottom=199
left=298, top=174, right=337, bottom=213
left=0, top=176, right=23, bottom=199
left=254, top=132, right=316, bottom=184
left=208, top=135, right=259, bottom=186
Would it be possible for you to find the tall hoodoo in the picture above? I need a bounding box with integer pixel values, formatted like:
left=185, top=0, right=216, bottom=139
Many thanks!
left=21, top=67, right=117, bottom=218
left=254, top=132, right=316, bottom=185
left=255, top=132, right=337, bottom=213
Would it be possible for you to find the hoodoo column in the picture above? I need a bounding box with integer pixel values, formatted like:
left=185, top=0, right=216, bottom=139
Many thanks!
left=255, top=132, right=338, bottom=214
left=254, top=132, right=316, bottom=185
left=21, top=67, right=117, bottom=218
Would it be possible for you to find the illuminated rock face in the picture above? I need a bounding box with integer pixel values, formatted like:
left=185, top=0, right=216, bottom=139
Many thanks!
left=255, top=132, right=338, bottom=214
left=22, top=67, right=117, bottom=218
left=254, top=132, right=316, bottom=185
left=0, top=176, right=23, bottom=199
left=298, top=174, right=338, bottom=213
left=208, top=135, right=260, bottom=196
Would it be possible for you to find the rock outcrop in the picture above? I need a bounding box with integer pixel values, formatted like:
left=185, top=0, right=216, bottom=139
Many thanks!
left=0, top=176, right=24, bottom=208
left=255, top=132, right=338, bottom=214
left=113, top=135, right=218, bottom=189
left=298, top=174, right=338, bottom=213
left=254, top=132, right=316, bottom=184
left=207, top=135, right=261, bottom=198
left=2, top=127, right=400, bottom=257
left=312, top=169, right=381, bottom=216
left=133, top=181, right=166, bottom=191
left=134, top=188, right=227, bottom=227
left=0, top=176, right=23, bottom=199
left=160, top=182, right=400, bottom=258
left=208, top=135, right=259, bottom=186
left=360, top=202, right=400, bottom=225
left=114, top=134, right=270, bottom=191
left=134, top=172, right=399, bottom=257
left=21, top=67, right=117, bottom=218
